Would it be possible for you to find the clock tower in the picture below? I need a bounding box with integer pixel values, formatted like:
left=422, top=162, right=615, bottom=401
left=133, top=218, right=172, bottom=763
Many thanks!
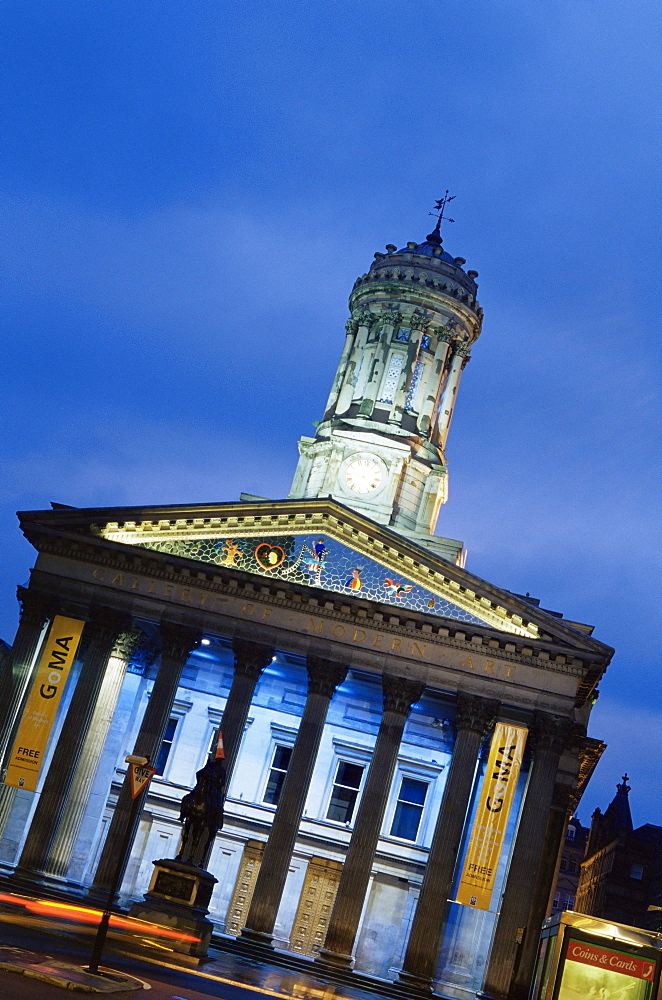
left=289, top=209, right=482, bottom=561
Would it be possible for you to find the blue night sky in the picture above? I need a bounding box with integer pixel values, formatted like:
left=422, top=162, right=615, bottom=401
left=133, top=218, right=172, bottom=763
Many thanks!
left=1, top=2, right=659, bottom=825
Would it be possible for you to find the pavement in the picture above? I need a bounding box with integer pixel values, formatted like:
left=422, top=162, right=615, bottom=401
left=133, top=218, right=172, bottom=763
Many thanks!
left=0, top=912, right=412, bottom=1000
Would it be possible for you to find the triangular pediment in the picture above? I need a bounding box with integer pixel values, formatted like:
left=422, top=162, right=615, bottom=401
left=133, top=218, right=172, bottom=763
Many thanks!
left=19, top=497, right=611, bottom=655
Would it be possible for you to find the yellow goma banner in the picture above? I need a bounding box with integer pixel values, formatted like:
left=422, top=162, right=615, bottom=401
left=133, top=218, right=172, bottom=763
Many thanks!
left=456, top=721, right=528, bottom=911
left=4, top=616, right=85, bottom=791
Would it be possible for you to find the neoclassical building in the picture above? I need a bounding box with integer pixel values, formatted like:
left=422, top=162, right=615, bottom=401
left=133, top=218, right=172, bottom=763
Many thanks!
left=0, top=215, right=612, bottom=999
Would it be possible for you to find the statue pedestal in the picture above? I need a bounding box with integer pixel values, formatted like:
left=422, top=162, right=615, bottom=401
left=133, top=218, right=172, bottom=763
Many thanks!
left=128, top=858, right=218, bottom=959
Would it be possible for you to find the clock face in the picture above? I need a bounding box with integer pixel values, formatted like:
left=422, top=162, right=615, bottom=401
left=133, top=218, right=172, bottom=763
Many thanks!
left=344, top=457, right=383, bottom=494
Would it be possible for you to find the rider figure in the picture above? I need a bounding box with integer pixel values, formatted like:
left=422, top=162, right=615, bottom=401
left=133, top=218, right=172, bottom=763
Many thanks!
left=176, top=756, right=226, bottom=868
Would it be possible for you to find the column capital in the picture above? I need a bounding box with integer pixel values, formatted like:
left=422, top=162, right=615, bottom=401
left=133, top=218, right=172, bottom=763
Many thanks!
left=551, top=781, right=574, bottom=814
left=111, top=626, right=144, bottom=662
left=345, top=318, right=359, bottom=336
left=128, top=634, right=160, bottom=674
left=85, top=606, right=133, bottom=646
left=532, top=711, right=574, bottom=755
left=16, top=588, right=54, bottom=629
left=306, top=656, right=348, bottom=698
left=232, top=638, right=274, bottom=679
left=159, top=622, right=202, bottom=662
left=383, top=674, right=425, bottom=716
left=358, top=309, right=378, bottom=328
left=455, top=692, right=499, bottom=735
left=380, top=310, right=401, bottom=329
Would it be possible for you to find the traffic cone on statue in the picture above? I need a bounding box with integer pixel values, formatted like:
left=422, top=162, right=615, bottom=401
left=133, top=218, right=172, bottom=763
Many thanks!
left=214, top=729, right=225, bottom=759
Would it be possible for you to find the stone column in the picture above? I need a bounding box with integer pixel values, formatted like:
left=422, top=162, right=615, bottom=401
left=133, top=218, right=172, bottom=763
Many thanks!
left=42, top=629, right=145, bottom=879
left=336, top=318, right=371, bottom=414
left=87, top=622, right=201, bottom=900
left=437, top=346, right=469, bottom=448
left=240, top=655, right=347, bottom=946
left=187, top=638, right=273, bottom=875
left=509, top=781, right=573, bottom=1000
left=324, top=319, right=358, bottom=417
left=0, top=589, right=53, bottom=842
left=317, top=674, right=425, bottom=969
left=16, top=608, right=132, bottom=879
left=398, top=694, right=499, bottom=991
left=0, top=588, right=53, bottom=763
left=418, top=330, right=452, bottom=436
left=224, top=639, right=274, bottom=782
left=479, top=713, right=570, bottom=1000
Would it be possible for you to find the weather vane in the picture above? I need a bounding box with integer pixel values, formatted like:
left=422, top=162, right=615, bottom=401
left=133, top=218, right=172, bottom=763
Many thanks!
left=426, top=190, right=455, bottom=244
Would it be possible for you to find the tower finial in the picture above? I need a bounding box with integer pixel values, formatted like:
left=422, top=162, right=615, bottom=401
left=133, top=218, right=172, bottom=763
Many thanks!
left=617, top=773, right=631, bottom=794
left=426, top=190, right=456, bottom=245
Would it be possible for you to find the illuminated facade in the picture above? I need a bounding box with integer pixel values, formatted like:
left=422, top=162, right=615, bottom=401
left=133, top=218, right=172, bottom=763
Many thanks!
left=0, top=220, right=613, bottom=999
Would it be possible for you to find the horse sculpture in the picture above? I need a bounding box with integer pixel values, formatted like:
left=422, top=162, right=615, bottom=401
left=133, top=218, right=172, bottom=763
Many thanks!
left=176, top=756, right=226, bottom=868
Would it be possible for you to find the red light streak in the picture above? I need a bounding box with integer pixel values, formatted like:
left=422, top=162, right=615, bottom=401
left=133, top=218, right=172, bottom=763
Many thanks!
left=0, top=891, right=199, bottom=943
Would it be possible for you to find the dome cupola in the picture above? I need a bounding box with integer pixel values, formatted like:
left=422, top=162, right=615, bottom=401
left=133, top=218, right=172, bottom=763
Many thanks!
left=290, top=200, right=482, bottom=560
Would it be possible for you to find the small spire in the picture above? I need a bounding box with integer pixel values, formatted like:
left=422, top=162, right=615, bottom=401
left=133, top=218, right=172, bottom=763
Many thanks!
left=426, top=190, right=456, bottom=245
left=617, top=773, right=631, bottom=794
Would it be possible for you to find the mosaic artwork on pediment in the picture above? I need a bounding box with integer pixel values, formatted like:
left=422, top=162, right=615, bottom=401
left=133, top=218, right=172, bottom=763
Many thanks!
left=134, top=532, right=490, bottom=626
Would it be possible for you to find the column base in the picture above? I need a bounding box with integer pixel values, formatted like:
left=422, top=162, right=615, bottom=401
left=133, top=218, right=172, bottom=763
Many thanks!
left=8, top=866, right=85, bottom=898
left=395, top=968, right=434, bottom=994
left=238, top=926, right=275, bottom=950
left=315, top=947, right=354, bottom=970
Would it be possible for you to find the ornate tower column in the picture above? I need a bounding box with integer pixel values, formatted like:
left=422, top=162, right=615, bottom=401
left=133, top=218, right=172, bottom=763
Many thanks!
left=317, top=674, right=425, bottom=969
left=289, top=208, right=482, bottom=559
left=437, top=344, right=471, bottom=448
left=240, top=656, right=347, bottom=946
left=15, top=607, right=132, bottom=880
left=87, top=622, right=201, bottom=900
left=398, top=693, right=499, bottom=991
left=479, top=713, right=572, bottom=1000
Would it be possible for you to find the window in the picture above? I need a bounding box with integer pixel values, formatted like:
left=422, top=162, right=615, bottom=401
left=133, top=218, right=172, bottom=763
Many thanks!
left=565, top=896, right=575, bottom=910
left=421, top=334, right=431, bottom=350
left=630, top=863, right=644, bottom=880
left=327, top=761, right=364, bottom=823
left=390, top=777, right=428, bottom=841
left=154, top=717, right=178, bottom=776
left=379, top=354, right=404, bottom=403
left=552, top=893, right=560, bottom=910
left=263, top=745, right=292, bottom=806
left=395, top=327, right=410, bottom=342
left=560, top=856, right=568, bottom=871
left=566, top=825, right=576, bottom=842
left=568, top=858, right=578, bottom=874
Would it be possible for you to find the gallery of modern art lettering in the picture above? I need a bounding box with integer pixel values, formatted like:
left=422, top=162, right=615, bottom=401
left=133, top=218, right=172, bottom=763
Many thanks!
left=0, top=210, right=613, bottom=999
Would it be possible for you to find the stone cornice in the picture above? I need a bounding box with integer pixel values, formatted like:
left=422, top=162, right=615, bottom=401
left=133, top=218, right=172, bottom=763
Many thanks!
left=18, top=497, right=613, bottom=660
left=24, top=523, right=608, bottom=706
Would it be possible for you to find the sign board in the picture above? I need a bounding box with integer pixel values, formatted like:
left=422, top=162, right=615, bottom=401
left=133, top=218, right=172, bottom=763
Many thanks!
left=455, top=721, right=528, bottom=911
left=5, top=616, right=85, bottom=791
left=557, top=936, right=657, bottom=999
left=129, top=762, right=156, bottom=799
